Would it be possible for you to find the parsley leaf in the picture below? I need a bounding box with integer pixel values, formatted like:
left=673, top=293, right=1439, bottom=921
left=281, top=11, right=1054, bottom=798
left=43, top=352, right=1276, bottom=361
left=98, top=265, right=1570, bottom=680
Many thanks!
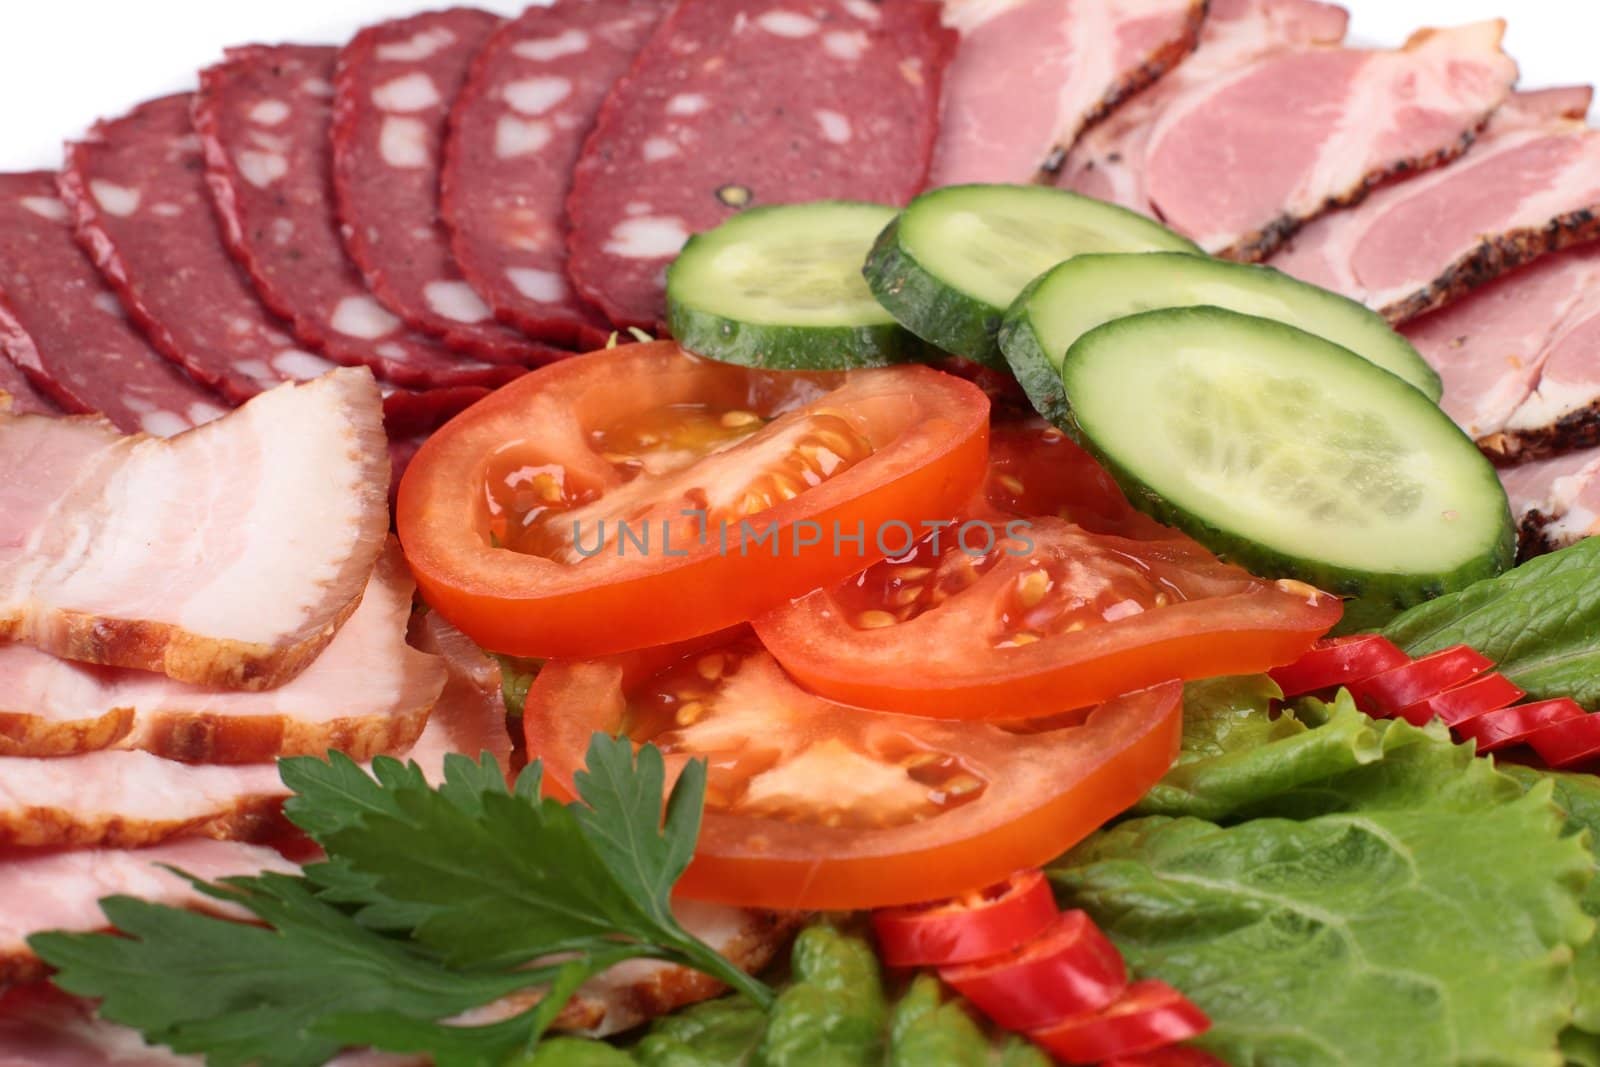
left=30, top=736, right=772, bottom=1067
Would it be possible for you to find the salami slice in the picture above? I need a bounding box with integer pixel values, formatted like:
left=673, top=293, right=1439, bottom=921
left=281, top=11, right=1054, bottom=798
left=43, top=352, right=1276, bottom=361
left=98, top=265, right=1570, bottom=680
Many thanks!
left=443, top=0, right=663, bottom=347
left=195, top=45, right=525, bottom=391
left=334, top=9, right=565, bottom=365
left=0, top=171, right=227, bottom=437
left=0, top=354, right=56, bottom=417
left=566, top=0, right=956, bottom=329
left=62, top=95, right=341, bottom=406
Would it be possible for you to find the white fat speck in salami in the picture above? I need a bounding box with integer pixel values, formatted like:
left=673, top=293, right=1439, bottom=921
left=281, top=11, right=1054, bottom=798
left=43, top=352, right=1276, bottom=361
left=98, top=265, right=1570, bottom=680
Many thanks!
left=151, top=202, right=182, bottom=217
left=234, top=149, right=288, bottom=188
left=506, top=266, right=566, bottom=302
left=642, top=137, right=680, bottom=162
left=377, top=26, right=456, bottom=62
left=604, top=216, right=690, bottom=259
left=331, top=294, right=402, bottom=339
left=380, top=116, right=431, bottom=167
left=495, top=116, right=552, bottom=158
left=18, top=196, right=68, bottom=222
left=566, top=0, right=954, bottom=327
left=301, top=77, right=335, bottom=97
left=372, top=71, right=443, bottom=112
left=503, top=76, right=572, bottom=116
left=756, top=11, right=820, bottom=37
left=89, top=180, right=139, bottom=216
left=92, top=292, right=124, bottom=317
left=198, top=43, right=536, bottom=382
left=249, top=99, right=291, bottom=125
left=272, top=349, right=338, bottom=379
left=666, top=93, right=710, bottom=116
left=441, top=0, right=658, bottom=346
left=140, top=410, right=191, bottom=437
left=423, top=280, right=493, bottom=323
left=512, top=28, right=590, bottom=61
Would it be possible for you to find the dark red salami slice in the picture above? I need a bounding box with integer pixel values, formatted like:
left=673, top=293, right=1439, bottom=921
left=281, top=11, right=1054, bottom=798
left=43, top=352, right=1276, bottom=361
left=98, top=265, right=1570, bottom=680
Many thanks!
left=565, top=0, right=955, bottom=329
left=333, top=8, right=563, bottom=366
left=379, top=382, right=486, bottom=437
left=61, top=94, right=344, bottom=406
left=0, top=353, right=56, bottom=416
left=195, top=45, right=526, bottom=391
left=442, top=0, right=663, bottom=348
left=0, top=171, right=227, bottom=436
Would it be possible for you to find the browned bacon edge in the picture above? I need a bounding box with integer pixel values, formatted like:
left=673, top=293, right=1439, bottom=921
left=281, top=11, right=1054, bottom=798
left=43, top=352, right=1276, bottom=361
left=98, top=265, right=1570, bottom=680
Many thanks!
left=1037, top=0, right=1211, bottom=179
left=1223, top=123, right=1485, bottom=264
left=0, top=794, right=287, bottom=855
left=0, top=708, right=132, bottom=759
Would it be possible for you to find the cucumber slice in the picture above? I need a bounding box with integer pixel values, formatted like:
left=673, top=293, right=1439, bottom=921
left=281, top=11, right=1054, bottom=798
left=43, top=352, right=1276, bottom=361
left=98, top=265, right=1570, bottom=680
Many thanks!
left=1001, top=252, right=1443, bottom=423
left=665, top=201, right=924, bottom=369
left=1059, top=307, right=1513, bottom=630
left=864, top=184, right=1197, bottom=369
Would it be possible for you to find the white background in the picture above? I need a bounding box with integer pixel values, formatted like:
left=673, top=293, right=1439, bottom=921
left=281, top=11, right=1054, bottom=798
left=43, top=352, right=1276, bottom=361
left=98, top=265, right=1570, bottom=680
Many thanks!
left=0, top=0, right=1595, bottom=172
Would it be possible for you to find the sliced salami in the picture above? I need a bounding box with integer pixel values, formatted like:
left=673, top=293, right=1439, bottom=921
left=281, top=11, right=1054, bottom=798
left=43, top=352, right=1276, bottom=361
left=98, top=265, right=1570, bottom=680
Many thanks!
left=194, top=45, right=524, bottom=391
left=61, top=95, right=340, bottom=406
left=0, top=354, right=57, bottom=417
left=566, top=0, right=956, bottom=330
left=443, top=0, right=663, bottom=348
left=334, top=9, right=565, bottom=365
left=0, top=171, right=226, bottom=437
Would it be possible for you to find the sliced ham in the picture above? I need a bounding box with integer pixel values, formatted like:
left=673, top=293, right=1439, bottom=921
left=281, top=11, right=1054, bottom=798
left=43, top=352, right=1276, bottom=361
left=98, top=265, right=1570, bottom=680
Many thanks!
left=0, top=370, right=389, bottom=690
left=0, top=542, right=445, bottom=762
left=0, top=643, right=507, bottom=849
left=1403, top=243, right=1600, bottom=454
left=930, top=0, right=1204, bottom=186
left=0, top=839, right=297, bottom=985
left=1060, top=0, right=1351, bottom=211
left=1499, top=446, right=1600, bottom=557
left=1273, top=87, right=1600, bottom=323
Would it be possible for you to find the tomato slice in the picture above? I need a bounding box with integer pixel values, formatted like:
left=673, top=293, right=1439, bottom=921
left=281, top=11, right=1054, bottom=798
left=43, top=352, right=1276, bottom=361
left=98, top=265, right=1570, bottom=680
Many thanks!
left=1346, top=645, right=1493, bottom=718
left=1394, top=671, right=1524, bottom=728
left=1269, top=635, right=1410, bottom=698
left=984, top=420, right=1170, bottom=538
left=872, top=869, right=1058, bottom=968
left=397, top=342, right=989, bottom=658
left=523, top=630, right=1183, bottom=910
left=1456, top=698, right=1586, bottom=753
left=939, top=910, right=1127, bottom=1032
left=755, top=514, right=1339, bottom=720
left=1029, top=980, right=1211, bottom=1064
left=1528, top=712, right=1600, bottom=768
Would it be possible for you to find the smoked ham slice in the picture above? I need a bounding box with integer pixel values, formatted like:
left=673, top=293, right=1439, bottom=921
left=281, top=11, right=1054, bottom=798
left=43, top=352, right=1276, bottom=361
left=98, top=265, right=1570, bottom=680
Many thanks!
left=930, top=0, right=1205, bottom=186
left=0, top=543, right=445, bottom=762
left=0, top=370, right=389, bottom=690
left=1500, top=447, right=1600, bottom=558
left=0, top=631, right=508, bottom=849
left=1060, top=0, right=1351, bottom=211
left=0, top=839, right=296, bottom=985
left=1273, top=88, right=1600, bottom=323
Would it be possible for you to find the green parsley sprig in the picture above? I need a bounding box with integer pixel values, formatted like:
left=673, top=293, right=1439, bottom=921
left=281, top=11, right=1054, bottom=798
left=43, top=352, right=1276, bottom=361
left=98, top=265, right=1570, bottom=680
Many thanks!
left=30, top=736, right=773, bottom=1067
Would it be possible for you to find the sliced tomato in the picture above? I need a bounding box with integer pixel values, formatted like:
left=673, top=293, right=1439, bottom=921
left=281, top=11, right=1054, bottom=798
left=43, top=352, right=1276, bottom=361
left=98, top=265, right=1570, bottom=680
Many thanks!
left=1456, top=698, right=1586, bottom=753
left=397, top=342, right=989, bottom=658
left=1029, top=980, right=1211, bottom=1064
left=755, top=514, right=1339, bottom=720
left=984, top=420, right=1170, bottom=538
left=524, top=630, right=1183, bottom=910
left=1269, top=635, right=1410, bottom=698
left=1346, top=645, right=1493, bottom=718
left=940, top=910, right=1127, bottom=1032
left=873, top=869, right=1058, bottom=968
left=1528, top=712, right=1600, bottom=768
left=1394, top=671, right=1524, bottom=728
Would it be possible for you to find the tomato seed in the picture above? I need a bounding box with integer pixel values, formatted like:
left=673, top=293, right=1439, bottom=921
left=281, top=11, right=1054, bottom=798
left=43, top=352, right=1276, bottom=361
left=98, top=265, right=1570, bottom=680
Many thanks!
left=858, top=610, right=898, bottom=629
left=1016, top=569, right=1051, bottom=608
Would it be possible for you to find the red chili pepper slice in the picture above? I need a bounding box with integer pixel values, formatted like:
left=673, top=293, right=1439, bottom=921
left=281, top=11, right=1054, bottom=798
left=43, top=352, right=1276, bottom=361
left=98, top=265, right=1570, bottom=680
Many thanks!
left=940, top=910, right=1126, bottom=1032
left=872, top=869, right=1058, bottom=968
left=1528, top=712, right=1600, bottom=769
left=1346, top=645, right=1493, bottom=718
left=1456, top=698, right=1586, bottom=753
left=1029, top=979, right=1211, bottom=1064
left=1394, top=671, right=1525, bottom=728
left=1268, top=635, right=1409, bottom=698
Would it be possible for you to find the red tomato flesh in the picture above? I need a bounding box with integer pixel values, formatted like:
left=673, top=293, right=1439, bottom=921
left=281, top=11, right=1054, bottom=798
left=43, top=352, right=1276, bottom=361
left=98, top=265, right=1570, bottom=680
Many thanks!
left=523, top=631, right=1183, bottom=910
left=397, top=342, right=990, bottom=658
left=1456, top=698, right=1586, bottom=753
left=940, top=910, right=1127, bottom=1032
left=1395, top=671, right=1524, bottom=728
left=1528, top=713, right=1600, bottom=768
left=1269, top=635, right=1410, bottom=698
left=1346, top=645, right=1493, bottom=718
left=1029, top=980, right=1212, bottom=1064
left=873, top=869, right=1058, bottom=968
